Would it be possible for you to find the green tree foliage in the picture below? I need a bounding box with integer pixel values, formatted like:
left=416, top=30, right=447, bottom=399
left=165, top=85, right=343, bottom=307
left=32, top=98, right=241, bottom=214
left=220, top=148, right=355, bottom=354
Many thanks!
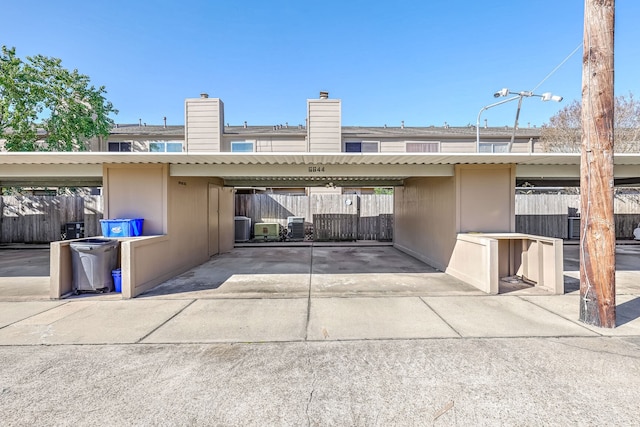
left=540, top=93, right=640, bottom=152
left=0, top=46, right=117, bottom=151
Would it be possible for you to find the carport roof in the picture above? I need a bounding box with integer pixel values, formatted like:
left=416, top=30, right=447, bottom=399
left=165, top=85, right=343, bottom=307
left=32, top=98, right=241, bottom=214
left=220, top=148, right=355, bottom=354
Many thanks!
left=2, top=152, right=640, bottom=188
left=0, top=151, right=588, bottom=166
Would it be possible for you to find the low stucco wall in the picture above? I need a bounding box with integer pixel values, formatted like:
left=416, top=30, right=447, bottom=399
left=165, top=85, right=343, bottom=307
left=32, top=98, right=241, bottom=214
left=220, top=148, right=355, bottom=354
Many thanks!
left=445, top=234, right=498, bottom=294
left=50, top=240, right=74, bottom=299
left=50, top=234, right=213, bottom=299
left=446, top=233, right=564, bottom=295
left=120, top=235, right=209, bottom=298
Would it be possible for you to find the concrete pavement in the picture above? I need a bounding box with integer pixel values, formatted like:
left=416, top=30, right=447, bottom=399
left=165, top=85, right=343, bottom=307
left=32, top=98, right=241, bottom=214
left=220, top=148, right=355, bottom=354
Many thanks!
left=1, top=244, right=640, bottom=425
left=0, top=293, right=639, bottom=345
left=0, top=245, right=639, bottom=345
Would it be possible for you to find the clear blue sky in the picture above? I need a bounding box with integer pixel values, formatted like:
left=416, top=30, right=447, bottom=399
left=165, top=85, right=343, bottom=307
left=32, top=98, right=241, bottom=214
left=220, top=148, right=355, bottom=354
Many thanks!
left=4, top=1, right=639, bottom=128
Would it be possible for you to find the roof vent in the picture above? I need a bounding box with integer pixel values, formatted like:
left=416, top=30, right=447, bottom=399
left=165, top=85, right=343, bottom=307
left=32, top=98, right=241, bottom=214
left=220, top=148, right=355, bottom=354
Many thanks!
left=200, top=93, right=209, bottom=99
left=401, top=120, right=405, bottom=129
left=319, top=91, right=329, bottom=99
left=243, top=121, right=247, bottom=128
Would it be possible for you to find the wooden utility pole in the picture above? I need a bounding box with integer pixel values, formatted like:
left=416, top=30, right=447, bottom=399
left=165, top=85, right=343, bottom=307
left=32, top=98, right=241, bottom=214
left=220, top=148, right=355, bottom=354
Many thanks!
left=580, top=0, right=616, bottom=327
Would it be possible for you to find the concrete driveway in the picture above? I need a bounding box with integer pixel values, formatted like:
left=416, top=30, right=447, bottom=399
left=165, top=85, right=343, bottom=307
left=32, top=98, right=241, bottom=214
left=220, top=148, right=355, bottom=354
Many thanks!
left=1, top=243, right=639, bottom=426
left=0, top=245, right=50, bottom=301
left=139, top=245, right=483, bottom=299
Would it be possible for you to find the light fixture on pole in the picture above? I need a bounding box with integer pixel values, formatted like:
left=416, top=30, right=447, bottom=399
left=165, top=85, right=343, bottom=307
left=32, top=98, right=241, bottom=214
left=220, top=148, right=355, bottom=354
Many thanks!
left=476, top=95, right=521, bottom=152
left=493, top=88, right=563, bottom=152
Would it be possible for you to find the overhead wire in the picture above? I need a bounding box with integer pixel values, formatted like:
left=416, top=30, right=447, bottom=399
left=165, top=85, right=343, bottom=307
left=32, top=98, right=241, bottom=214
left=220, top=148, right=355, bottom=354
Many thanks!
left=530, top=43, right=583, bottom=93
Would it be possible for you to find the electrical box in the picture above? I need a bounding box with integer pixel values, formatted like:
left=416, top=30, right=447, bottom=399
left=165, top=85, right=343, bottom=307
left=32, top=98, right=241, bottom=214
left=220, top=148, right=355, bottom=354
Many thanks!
left=254, top=223, right=281, bottom=241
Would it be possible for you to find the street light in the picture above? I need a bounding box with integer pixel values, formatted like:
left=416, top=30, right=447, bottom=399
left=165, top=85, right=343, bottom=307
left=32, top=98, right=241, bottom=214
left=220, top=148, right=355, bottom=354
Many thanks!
left=476, top=88, right=563, bottom=152
left=476, top=95, right=521, bottom=153
left=494, top=88, right=563, bottom=152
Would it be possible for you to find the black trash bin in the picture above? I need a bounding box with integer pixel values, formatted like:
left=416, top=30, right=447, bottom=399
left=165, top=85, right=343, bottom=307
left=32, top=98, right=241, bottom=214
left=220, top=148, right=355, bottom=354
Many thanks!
left=70, top=238, right=119, bottom=294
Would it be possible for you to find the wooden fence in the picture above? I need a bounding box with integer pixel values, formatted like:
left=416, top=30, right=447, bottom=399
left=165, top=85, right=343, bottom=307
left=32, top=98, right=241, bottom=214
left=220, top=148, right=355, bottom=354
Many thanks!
left=3, top=192, right=640, bottom=243
left=235, top=194, right=394, bottom=241
left=0, top=196, right=103, bottom=243
left=515, top=193, right=640, bottom=239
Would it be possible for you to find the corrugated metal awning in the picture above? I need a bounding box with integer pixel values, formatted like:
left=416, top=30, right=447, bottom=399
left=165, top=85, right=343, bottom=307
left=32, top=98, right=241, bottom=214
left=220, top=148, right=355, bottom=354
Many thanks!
left=2, top=152, right=639, bottom=188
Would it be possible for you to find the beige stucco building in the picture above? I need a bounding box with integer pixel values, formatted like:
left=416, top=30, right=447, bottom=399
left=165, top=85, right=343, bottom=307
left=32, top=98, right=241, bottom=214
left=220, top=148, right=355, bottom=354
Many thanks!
left=4, top=92, right=637, bottom=299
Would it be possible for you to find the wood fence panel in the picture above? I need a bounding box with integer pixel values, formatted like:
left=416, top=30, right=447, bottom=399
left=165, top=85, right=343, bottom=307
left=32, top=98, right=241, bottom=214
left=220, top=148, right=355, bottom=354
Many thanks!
left=515, top=193, right=640, bottom=239
left=1, top=195, right=103, bottom=243
left=235, top=193, right=393, bottom=241
left=313, top=214, right=358, bottom=241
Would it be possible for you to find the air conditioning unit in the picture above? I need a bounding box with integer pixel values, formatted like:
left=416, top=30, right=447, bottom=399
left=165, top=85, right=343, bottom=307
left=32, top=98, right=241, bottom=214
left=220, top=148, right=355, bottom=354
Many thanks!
left=287, top=216, right=305, bottom=240
left=234, top=216, right=251, bottom=242
left=568, top=217, right=580, bottom=240
left=254, top=223, right=281, bottom=241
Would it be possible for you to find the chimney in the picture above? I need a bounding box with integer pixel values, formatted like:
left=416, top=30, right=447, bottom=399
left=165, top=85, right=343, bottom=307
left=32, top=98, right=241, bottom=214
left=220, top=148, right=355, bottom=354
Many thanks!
left=243, top=121, right=247, bottom=128
left=307, top=92, right=341, bottom=151
left=163, top=116, right=167, bottom=128
left=138, top=118, right=142, bottom=127
left=401, top=120, right=405, bottom=129
left=184, top=95, right=224, bottom=152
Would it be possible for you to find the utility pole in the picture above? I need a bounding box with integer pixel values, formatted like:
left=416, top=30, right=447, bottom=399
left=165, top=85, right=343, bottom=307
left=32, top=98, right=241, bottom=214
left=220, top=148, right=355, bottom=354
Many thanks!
left=579, top=0, right=616, bottom=327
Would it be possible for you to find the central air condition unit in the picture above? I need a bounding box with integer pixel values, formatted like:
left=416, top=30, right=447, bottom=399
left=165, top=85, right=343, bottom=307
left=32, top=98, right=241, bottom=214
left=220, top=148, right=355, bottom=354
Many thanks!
left=234, top=216, right=251, bottom=242
left=254, top=223, right=281, bottom=241
left=287, top=216, right=305, bottom=240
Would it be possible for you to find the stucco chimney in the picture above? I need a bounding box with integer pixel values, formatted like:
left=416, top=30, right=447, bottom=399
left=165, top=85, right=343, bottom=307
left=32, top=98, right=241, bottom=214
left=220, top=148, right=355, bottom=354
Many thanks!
left=200, top=93, right=209, bottom=99
left=319, top=91, right=329, bottom=99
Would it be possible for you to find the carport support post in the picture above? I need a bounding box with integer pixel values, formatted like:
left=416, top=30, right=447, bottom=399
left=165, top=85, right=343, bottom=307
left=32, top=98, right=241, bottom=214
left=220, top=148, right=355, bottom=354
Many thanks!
left=579, top=0, right=616, bottom=328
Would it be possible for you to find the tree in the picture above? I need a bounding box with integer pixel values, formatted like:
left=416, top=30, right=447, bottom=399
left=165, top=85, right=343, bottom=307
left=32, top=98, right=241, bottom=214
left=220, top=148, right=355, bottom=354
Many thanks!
left=0, top=46, right=117, bottom=151
left=540, top=93, right=640, bottom=152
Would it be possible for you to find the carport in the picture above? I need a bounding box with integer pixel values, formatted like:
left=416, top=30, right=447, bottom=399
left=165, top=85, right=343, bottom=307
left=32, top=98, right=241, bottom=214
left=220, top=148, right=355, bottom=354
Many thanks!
left=3, top=151, right=639, bottom=299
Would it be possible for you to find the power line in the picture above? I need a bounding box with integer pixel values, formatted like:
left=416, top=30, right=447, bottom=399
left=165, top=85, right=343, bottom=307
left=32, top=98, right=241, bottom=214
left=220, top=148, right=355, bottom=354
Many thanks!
left=530, top=43, right=583, bottom=93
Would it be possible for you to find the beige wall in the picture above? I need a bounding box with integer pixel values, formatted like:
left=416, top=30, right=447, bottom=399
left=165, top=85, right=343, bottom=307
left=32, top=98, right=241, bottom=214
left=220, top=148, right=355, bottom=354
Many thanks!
left=51, top=165, right=234, bottom=299
left=456, top=165, right=515, bottom=233
left=185, top=97, right=223, bottom=152
left=307, top=98, right=341, bottom=152
left=103, top=164, right=168, bottom=235
left=394, top=176, right=457, bottom=270
left=394, top=165, right=515, bottom=272
left=218, top=187, right=235, bottom=253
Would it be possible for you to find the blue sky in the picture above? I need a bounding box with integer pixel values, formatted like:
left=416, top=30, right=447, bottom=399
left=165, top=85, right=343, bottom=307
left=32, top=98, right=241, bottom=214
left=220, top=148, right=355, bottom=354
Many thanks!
left=4, top=1, right=639, bottom=128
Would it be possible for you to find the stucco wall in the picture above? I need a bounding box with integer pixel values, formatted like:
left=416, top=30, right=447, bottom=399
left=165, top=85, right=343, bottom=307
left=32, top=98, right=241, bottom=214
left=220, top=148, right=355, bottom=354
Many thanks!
left=394, top=165, right=515, bottom=272
left=218, top=187, right=235, bottom=253
left=394, top=176, right=457, bottom=271
left=456, top=165, right=515, bottom=233
left=99, top=165, right=230, bottom=297
left=167, top=176, right=211, bottom=268
left=103, top=164, right=167, bottom=235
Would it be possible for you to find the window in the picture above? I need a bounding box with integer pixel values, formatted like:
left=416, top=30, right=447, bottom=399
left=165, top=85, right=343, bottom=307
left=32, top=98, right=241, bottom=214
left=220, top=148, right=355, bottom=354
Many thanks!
left=149, top=141, right=183, bottom=152
left=345, top=141, right=379, bottom=153
left=231, top=141, right=255, bottom=152
left=406, top=142, right=440, bottom=153
left=479, top=143, right=509, bottom=153
left=108, top=142, right=131, bottom=152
